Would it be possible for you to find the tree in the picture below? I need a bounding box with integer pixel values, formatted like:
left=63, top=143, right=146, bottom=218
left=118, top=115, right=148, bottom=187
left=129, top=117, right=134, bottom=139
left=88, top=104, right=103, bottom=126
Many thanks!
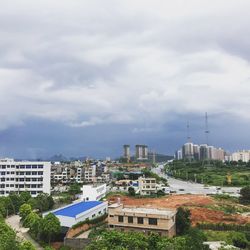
left=8, top=193, right=22, bottom=214
left=239, top=186, right=250, bottom=204
left=41, top=213, right=61, bottom=244
left=128, top=186, right=135, bottom=196
left=69, top=183, right=81, bottom=197
left=30, top=216, right=42, bottom=239
left=19, top=204, right=32, bottom=222
left=35, top=193, right=54, bottom=212
left=19, top=241, right=36, bottom=250
left=20, top=192, right=32, bottom=204
left=176, top=207, right=191, bottom=235
left=86, top=230, right=148, bottom=250
left=23, top=211, right=40, bottom=228
left=184, top=228, right=209, bottom=250
left=0, top=219, right=19, bottom=250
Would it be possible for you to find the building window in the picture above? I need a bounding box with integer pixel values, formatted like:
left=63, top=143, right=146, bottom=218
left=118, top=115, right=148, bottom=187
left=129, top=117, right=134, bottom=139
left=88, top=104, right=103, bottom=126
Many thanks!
left=118, top=216, right=124, bottom=222
left=148, top=218, right=157, bottom=225
left=137, top=217, right=144, bottom=224
left=109, top=215, right=114, bottom=217
left=128, top=216, right=133, bottom=223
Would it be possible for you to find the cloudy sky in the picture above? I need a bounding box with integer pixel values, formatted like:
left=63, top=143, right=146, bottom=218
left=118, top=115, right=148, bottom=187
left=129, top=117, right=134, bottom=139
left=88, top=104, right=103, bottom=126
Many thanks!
left=1, top=0, right=250, bottom=159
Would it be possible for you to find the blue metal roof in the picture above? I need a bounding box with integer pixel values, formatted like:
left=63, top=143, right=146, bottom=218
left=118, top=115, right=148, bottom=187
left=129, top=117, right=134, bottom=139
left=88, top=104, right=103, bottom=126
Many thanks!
left=53, top=201, right=102, bottom=218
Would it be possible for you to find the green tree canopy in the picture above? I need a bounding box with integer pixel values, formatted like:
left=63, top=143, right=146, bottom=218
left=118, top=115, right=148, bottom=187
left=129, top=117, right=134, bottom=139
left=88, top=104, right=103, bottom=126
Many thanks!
left=19, top=241, right=36, bottom=250
left=0, top=219, right=19, bottom=250
left=19, top=204, right=32, bottom=222
left=23, top=211, right=40, bottom=228
left=41, top=213, right=61, bottom=244
left=20, top=192, right=32, bottom=204
left=35, top=193, right=54, bottom=212
left=68, top=183, right=81, bottom=196
left=176, top=207, right=191, bottom=235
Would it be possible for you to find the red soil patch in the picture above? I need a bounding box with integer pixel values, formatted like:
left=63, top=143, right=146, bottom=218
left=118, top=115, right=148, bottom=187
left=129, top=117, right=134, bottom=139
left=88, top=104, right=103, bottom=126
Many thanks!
left=190, top=207, right=250, bottom=225
left=108, top=194, right=214, bottom=209
left=108, top=194, right=250, bottom=225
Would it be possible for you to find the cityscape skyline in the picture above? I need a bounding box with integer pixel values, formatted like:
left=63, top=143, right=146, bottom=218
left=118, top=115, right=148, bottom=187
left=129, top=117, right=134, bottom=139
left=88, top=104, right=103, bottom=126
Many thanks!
left=0, top=113, right=250, bottom=159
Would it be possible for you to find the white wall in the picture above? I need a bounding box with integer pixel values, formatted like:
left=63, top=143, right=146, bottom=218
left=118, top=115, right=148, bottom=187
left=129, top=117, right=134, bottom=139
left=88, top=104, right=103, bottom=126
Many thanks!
left=47, top=202, right=108, bottom=228
left=81, top=184, right=107, bottom=201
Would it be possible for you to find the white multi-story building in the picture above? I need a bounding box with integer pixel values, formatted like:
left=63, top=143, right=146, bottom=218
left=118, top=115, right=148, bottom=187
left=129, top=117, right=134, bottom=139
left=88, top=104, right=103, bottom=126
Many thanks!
left=0, top=158, right=51, bottom=197
left=138, top=177, right=157, bottom=195
left=232, top=150, right=250, bottom=162
left=81, top=183, right=107, bottom=201
left=84, top=165, right=96, bottom=183
left=76, top=167, right=83, bottom=183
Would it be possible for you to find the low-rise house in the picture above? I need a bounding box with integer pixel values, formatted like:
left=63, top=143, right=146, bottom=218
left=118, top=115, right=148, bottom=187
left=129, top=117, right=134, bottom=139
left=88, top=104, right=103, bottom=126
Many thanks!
left=108, top=203, right=177, bottom=237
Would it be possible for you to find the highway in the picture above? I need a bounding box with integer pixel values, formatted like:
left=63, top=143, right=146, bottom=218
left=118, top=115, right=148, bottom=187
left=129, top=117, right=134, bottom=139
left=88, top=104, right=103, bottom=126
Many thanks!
left=153, top=164, right=241, bottom=197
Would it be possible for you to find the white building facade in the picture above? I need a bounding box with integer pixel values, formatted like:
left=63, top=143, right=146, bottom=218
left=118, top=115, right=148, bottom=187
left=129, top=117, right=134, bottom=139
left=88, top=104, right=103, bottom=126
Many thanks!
left=46, top=201, right=108, bottom=228
left=81, top=183, right=107, bottom=201
left=138, top=177, right=157, bottom=195
left=232, top=150, right=250, bottom=162
left=0, top=158, right=51, bottom=196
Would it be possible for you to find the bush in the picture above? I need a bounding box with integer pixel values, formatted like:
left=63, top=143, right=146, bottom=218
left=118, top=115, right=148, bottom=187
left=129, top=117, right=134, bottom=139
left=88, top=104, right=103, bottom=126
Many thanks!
left=232, top=233, right=248, bottom=249
left=128, top=187, right=135, bottom=196
left=240, top=186, right=250, bottom=204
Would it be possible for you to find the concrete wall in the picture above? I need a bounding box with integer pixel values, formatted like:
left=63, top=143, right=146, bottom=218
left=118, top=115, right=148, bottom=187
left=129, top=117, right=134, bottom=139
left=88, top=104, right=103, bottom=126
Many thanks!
left=64, top=238, right=91, bottom=250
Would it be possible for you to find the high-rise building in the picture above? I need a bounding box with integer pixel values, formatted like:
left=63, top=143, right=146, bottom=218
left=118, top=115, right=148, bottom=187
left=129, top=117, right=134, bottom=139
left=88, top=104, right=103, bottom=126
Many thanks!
left=135, top=145, right=148, bottom=160
left=193, top=144, right=200, bottom=160
left=0, top=158, right=51, bottom=197
left=142, top=145, right=148, bottom=160
left=177, top=143, right=225, bottom=161
left=182, top=142, right=194, bottom=160
left=123, top=145, right=130, bottom=161
left=199, top=144, right=209, bottom=160
left=232, top=150, right=250, bottom=162
left=175, top=150, right=183, bottom=160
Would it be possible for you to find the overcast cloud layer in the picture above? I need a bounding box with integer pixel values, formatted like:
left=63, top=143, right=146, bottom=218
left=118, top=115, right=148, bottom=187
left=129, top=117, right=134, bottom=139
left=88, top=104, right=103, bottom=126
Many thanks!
left=1, top=0, right=250, bottom=158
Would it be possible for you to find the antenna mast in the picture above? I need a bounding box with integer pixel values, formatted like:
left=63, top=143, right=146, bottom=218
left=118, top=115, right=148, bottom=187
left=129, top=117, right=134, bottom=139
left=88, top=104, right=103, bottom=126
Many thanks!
left=205, top=112, right=210, bottom=145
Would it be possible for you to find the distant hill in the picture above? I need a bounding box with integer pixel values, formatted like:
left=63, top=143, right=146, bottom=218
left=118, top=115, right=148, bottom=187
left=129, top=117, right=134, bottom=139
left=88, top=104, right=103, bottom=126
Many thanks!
left=148, top=152, right=174, bottom=162
left=126, top=153, right=174, bottom=163
left=49, top=154, right=68, bottom=162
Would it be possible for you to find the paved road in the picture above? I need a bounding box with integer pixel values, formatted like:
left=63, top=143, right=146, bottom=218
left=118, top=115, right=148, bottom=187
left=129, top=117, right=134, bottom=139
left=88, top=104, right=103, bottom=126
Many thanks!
left=5, top=215, right=44, bottom=250
left=153, top=165, right=241, bottom=196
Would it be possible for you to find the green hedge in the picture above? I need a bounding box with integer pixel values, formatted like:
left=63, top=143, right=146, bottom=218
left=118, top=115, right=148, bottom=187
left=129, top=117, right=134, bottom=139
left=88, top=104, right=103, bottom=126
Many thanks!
left=196, top=222, right=250, bottom=232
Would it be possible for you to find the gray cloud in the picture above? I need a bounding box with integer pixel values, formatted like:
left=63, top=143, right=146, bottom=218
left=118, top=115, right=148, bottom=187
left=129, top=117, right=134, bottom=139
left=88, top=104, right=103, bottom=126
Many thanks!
left=0, top=0, right=250, bottom=134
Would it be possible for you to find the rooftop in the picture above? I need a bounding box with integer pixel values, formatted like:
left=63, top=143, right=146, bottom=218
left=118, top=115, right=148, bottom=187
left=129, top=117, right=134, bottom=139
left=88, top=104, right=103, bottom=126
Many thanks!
left=121, top=207, right=175, bottom=216
left=109, top=203, right=176, bottom=216
left=54, top=201, right=102, bottom=218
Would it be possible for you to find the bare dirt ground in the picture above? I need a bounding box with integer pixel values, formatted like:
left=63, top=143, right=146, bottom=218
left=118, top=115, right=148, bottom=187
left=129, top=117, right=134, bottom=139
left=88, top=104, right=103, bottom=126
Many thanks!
left=108, top=194, right=250, bottom=225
